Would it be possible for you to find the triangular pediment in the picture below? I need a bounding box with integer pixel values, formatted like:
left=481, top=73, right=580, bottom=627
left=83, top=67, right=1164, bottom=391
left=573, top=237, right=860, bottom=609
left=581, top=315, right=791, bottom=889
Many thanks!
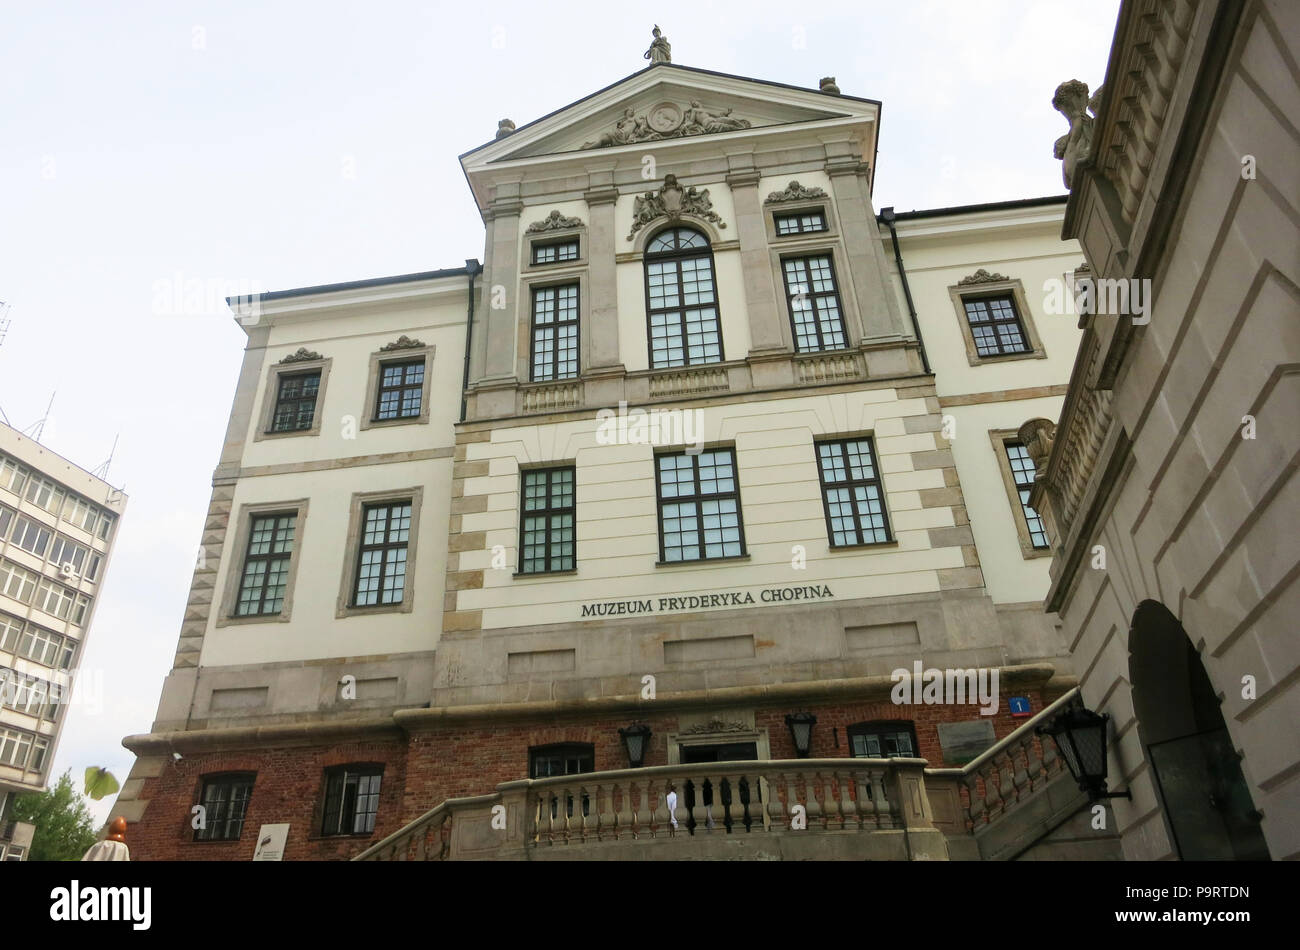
left=462, top=64, right=879, bottom=170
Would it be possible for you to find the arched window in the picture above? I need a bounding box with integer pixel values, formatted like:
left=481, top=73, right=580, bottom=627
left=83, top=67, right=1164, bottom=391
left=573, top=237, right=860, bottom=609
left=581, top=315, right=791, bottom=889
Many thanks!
left=644, top=227, right=723, bottom=368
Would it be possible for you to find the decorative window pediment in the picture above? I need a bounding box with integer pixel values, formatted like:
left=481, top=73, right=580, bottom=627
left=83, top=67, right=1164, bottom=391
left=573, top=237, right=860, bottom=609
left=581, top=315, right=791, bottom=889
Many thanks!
left=627, top=175, right=726, bottom=241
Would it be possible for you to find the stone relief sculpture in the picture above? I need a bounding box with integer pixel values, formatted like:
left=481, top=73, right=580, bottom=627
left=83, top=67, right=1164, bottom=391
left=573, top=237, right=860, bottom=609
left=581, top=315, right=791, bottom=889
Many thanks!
left=957, top=268, right=1010, bottom=285
left=1053, top=79, right=1104, bottom=190
left=581, top=100, right=751, bottom=149
left=526, top=210, right=585, bottom=233
left=279, top=347, right=322, bottom=364
left=626, top=174, right=727, bottom=241
left=644, top=24, right=671, bottom=64
left=765, top=180, right=828, bottom=204
left=379, top=335, right=425, bottom=351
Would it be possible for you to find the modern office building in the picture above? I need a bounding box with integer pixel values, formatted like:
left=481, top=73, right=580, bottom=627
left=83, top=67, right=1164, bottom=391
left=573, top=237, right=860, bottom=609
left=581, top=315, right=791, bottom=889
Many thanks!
left=112, top=36, right=1108, bottom=861
left=0, top=423, right=126, bottom=860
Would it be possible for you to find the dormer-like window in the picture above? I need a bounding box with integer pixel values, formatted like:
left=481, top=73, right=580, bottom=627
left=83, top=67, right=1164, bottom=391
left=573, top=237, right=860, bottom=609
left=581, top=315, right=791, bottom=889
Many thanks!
left=644, top=227, right=723, bottom=369
left=774, top=210, right=827, bottom=235
left=532, top=239, right=580, bottom=265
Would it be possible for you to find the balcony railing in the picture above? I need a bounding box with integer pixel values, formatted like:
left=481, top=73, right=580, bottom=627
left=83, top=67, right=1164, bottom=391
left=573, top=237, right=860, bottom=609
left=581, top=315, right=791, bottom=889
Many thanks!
left=355, top=757, right=946, bottom=861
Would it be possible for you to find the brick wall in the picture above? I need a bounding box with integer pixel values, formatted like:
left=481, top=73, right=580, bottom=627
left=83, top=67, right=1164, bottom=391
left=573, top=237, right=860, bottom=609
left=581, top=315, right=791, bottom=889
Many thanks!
left=128, top=689, right=1055, bottom=860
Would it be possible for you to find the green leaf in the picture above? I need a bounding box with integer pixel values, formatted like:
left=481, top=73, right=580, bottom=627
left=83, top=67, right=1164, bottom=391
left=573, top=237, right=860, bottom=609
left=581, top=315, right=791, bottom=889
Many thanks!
left=83, top=766, right=120, bottom=801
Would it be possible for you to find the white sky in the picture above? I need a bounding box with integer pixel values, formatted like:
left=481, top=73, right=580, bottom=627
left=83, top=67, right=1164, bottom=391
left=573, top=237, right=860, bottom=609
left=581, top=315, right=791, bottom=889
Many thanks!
left=0, top=0, right=1119, bottom=826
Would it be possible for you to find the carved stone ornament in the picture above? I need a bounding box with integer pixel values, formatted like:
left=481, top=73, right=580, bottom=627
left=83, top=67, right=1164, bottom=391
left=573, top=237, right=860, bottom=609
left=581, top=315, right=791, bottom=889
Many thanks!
left=525, top=210, right=585, bottom=233
left=278, top=347, right=322, bottom=364
left=818, top=76, right=841, bottom=95
left=765, top=180, right=828, bottom=204
left=626, top=174, right=727, bottom=241
left=1052, top=79, right=1104, bottom=190
left=379, top=335, right=425, bottom=351
left=957, top=268, right=1010, bottom=286
left=495, top=118, right=515, bottom=139
left=581, top=99, right=751, bottom=150
left=680, top=718, right=749, bottom=735
left=1017, top=418, right=1057, bottom=474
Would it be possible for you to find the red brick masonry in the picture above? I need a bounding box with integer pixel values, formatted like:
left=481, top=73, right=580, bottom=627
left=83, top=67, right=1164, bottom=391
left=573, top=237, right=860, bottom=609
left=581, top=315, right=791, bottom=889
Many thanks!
left=127, top=690, right=1054, bottom=860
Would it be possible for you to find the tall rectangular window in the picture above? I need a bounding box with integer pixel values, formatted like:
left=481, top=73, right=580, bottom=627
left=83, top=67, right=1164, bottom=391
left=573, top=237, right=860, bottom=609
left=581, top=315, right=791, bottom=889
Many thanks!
left=962, top=295, right=1030, bottom=357
left=321, top=766, right=383, bottom=836
left=782, top=255, right=847, bottom=352
left=1006, top=442, right=1049, bottom=549
left=195, top=774, right=255, bottom=841
left=270, top=372, right=321, bottom=432
left=374, top=360, right=425, bottom=421
left=519, top=467, right=575, bottom=574
left=816, top=438, right=891, bottom=546
left=530, top=285, right=579, bottom=382
left=235, top=515, right=296, bottom=616
left=656, top=449, right=745, bottom=562
left=0, top=504, right=14, bottom=538
left=352, top=502, right=410, bottom=607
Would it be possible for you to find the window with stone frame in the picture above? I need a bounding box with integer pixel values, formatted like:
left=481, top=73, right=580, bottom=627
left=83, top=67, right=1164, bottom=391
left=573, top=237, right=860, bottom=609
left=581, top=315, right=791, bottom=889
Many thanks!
left=373, top=359, right=425, bottom=421
left=270, top=371, right=321, bottom=433
left=530, top=284, right=580, bottom=382
left=644, top=227, right=723, bottom=368
left=518, top=467, right=575, bottom=574
left=655, top=448, right=746, bottom=563
left=781, top=255, right=848, bottom=352
left=234, top=513, right=296, bottom=616
left=351, top=501, right=412, bottom=607
left=1005, top=441, right=1050, bottom=549
left=814, top=438, right=892, bottom=547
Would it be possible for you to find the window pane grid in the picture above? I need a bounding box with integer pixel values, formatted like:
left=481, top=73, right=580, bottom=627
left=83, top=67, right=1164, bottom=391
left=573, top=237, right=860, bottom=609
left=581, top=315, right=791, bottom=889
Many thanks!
left=645, top=229, right=722, bottom=368
left=271, top=372, right=321, bottom=432
left=195, top=776, right=254, bottom=841
left=353, top=503, right=412, bottom=606
left=963, top=295, right=1030, bottom=356
left=519, top=468, right=575, bottom=573
left=375, top=360, right=424, bottom=421
left=774, top=211, right=827, bottom=235
left=656, top=450, right=744, bottom=562
left=1006, top=443, right=1049, bottom=548
left=531, top=284, right=580, bottom=381
left=532, top=240, right=579, bottom=265
left=783, top=256, right=847, bottom=352
left=816, top=439, right=891, bottom=546
left=235, top=515, right=295, bottom=616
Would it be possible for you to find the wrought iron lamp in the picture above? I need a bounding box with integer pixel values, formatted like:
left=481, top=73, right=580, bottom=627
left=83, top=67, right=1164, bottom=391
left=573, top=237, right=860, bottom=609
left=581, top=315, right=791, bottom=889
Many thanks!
left=1036, top=704, right=1130, bottom=801
left=618, top=723, right=652, bottom=768
left=785, top=712, right=817, bottom=758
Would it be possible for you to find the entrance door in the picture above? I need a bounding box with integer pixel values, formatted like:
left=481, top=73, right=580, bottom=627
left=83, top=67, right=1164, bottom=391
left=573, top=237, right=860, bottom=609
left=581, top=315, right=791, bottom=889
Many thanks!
left=680, top=742, right=758, bottom=833
left=1130, top=601, right=1270, bottom=860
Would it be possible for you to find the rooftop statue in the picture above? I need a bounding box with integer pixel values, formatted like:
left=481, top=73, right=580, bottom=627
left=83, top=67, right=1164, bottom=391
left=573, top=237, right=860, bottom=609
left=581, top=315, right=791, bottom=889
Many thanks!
left=645, top=25, right=671, bottom=64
